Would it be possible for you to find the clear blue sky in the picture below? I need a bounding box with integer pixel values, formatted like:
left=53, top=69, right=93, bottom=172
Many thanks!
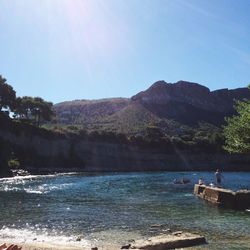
left=0, top=0, right=250, bottom=103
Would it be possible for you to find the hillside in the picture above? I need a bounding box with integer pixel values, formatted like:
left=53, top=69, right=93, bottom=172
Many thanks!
left=54, top=98, right=129, bottom=123
left=53, top=80, right=250, bottom=135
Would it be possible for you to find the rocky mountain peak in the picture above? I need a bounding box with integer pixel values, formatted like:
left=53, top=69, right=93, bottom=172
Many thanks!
left=131, top=80, right=211, bottom=106
left=131, top=80, right=250, bottom=113
left=175, top=80, right=210, bottom=93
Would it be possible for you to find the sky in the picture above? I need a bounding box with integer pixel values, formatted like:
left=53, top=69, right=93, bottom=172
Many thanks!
left=0, top=0, right=250, bottom=103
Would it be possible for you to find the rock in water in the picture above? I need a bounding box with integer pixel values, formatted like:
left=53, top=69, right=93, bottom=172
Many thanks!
left=121, top=244, right=131, bottom=249
left=129, top=232, right=206, bottom=249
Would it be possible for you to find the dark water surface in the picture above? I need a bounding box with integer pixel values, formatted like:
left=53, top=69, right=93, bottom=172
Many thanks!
left=0, top=172, right=249, bottom=249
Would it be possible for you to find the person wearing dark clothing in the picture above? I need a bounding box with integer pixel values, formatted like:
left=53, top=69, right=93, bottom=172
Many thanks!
left=215, top=169, right=222, bottom=187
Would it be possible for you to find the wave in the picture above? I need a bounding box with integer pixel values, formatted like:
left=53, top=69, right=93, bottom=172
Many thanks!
left=0, top=175, right=74, bottom=194
left=0, top=172, right=79, bottom=182
left=0, top=183, right=73, bottom=194
left=23, top=189, right=47, bottom=194
left=25, top=183, right=73, bottom=194
left=0, top=227, right=91, bottom=247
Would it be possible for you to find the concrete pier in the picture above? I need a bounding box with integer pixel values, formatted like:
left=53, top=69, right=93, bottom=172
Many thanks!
left=128, top=232, right=206, bottom=250
left=194, top=184, right=250, bottom=210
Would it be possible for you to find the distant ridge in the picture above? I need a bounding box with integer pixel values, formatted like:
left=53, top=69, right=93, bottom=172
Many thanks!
left=53, top=80, right=250, bottom=135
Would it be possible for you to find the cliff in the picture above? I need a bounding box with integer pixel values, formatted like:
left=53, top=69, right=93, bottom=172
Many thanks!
left=131, top=80, right=250, bottom=125
left=132, top=80, right=248, bottom=112
left=0, top=118, right=250, bottom=174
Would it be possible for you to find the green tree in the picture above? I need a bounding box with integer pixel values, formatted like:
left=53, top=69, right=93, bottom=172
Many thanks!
left=14, top=96, right=54, bottom=126
left=224, top=99, right=250, bottom=153
left=32, top=97, right=54, bottom=126
left=0, top=75, right=16, bottom=114
left=14, top=96, right=33, bottom=120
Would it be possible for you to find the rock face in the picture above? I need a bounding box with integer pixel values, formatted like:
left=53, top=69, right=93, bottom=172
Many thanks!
left=1, top=126, right=250, bottom=173
left=128, top=232, right=206, bottom=249
left=132, top=80, right=249, bottom=112
left=132, top=81, right=211, bottom=107
left=131, top=80, right=250, bottom=125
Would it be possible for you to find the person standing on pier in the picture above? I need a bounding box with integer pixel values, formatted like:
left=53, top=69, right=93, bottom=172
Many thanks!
left=215, top=169, right=223, bottom=187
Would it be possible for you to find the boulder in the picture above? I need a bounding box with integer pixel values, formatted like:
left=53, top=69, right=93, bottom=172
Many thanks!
left=129, top=232, right=206, bottom=249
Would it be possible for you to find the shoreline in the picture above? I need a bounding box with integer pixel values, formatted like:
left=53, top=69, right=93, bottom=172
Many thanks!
left=0, top=240, right=120, bottom=250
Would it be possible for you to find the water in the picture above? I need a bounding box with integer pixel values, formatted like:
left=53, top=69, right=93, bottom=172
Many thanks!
left=0, top=172, right=249, bottom=249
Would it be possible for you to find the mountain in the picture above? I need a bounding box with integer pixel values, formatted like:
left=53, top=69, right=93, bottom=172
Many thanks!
left=53, top=80, right=250, bottom=135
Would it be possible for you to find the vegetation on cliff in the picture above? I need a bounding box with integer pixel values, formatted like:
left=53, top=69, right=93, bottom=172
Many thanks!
left=0, top=75, right=54, bottom=176
left=224, top=98, right=250, bottom=153
left=0, top=75, right=54, bottom=125
left=0, top=75, right=16, bottom=114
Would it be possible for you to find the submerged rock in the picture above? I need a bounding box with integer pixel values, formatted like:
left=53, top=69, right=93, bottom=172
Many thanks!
left=172, top=231, right=183, bottom=236
left=150, top=224, right=163, bottom=228
left=121, top=244, right=131, bottom=249
left=75, top=236, right=82, bottom=241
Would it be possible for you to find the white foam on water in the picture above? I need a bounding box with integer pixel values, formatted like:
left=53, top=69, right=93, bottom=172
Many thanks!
left=15, top=183, right=73, bottom=194
left=23, top=189, right=46, bottom=194
left=0, top=175, right=53, bottom=182
left=0, top=172, right=78, bottom=183
left=0, top=174, right=74, bottom=194
left=0, top=227, right=91, bottom=248
left=2, top=186, right=21, bottom=192
left=184, top=193, right=193, bottom=197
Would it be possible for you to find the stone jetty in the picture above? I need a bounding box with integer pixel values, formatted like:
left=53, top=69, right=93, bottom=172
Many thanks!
left=194, top=184, right=250, bottom=210
left=125, top=232, right=206, bottom=250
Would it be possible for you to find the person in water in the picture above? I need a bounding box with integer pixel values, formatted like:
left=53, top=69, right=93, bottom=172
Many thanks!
left=215, top=169, right=223, bottom=187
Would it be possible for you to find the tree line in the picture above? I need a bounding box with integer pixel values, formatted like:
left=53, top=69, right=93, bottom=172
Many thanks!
left=0, top=75, right=53, bottom=126
left=223, top=96, right=250, bottom=154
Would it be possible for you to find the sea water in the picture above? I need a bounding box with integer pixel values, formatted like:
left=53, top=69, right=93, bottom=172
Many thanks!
left=0, top=172, right=249, bottom=249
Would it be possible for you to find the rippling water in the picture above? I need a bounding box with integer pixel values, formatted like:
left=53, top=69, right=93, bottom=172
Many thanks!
left=0, top=172, right=249, bottom=249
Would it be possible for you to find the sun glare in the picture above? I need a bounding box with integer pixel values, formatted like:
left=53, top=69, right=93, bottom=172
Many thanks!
left=43, top=0, right=130, bottom=63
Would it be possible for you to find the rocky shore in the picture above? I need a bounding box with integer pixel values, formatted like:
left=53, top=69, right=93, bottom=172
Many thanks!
left=1, top=231, right=206, bottom=250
